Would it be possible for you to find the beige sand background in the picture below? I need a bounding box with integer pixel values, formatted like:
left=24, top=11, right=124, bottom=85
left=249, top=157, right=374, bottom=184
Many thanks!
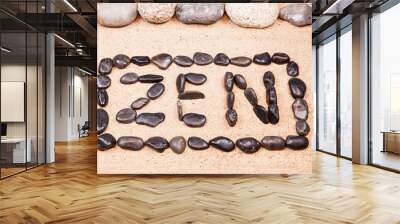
left=97, top=12, right=312, bottom=174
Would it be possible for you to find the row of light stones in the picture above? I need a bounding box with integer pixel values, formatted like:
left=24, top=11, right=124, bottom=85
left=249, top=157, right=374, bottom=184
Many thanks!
left=97, top=51, right=309, bottom=153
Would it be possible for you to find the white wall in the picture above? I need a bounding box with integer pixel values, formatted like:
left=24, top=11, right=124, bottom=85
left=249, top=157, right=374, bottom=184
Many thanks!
left=54, top=67, right=89, bottom=141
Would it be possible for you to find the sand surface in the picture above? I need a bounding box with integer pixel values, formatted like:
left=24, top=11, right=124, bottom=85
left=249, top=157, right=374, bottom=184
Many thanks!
left=97, top=13, right=312, bottom=174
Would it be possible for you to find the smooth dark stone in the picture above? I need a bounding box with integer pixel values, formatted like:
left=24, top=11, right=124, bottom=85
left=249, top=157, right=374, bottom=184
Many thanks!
left=117, top=136, right=144, bottom=151
left=120, top=72, right=139, bottom=84
left=263, top=71, right=275, bottom=89
left=224, top=72, right=234, bottom=92
left=98, top=133, right=116, bottom=151
left=244, top=88, right=258, bottom=106
left=234, top=74, right=247, bottom=90
left=176, top=74, right=186, bottom=93
left=271, top=52, right=290, bottom=64
left=98, top=58, right=113, bottom=75
left=131, top=97, right=150, bottom=110
left=113, top=54, right=130, bottom=69
left=193, top=52, right=213, bottom=65
left=253, top=105, right=269, bottom=124
left=139, top=74, right=164, bottom=83
left=227, top=92, right=235, bottom=109
left=145, top=136, right=169, bottom=153
left=268, top=104, right=279, bottom=124
left=185, top=73, right=207, bottom=85
left=292, top=98, right=308, bottom=120
left=289, top=78, right=306, bottom=98
left=286, top=135, right=309, bottom=150
left=151, top=53, right=173, bottom=70
left=266, top=87, right=277, bottom=105
left=188, top=136, right=209, bottom=150
left=230, top=56, right=252, bottom=67
left=253, top=52, right=271, bottom=65
left=296, top=120, right=310, bottom=136
left=136, top=113, right=165, bottom=127
left=116, top=108, right=137, bottom=124
left=182, top=113, right=206, bottom=127
left=214, top=53, right=230, bottom=66
left=174, top=56, right=193, bottom=67
left=147, top=83, right=165, bottom=100
left=97, top=75, right=111, bottom=89
left=209, top=136, right=235, bottom=152
left=177, top=101, right=183, bottom=121
left=287, top=61, right=299, bottom=77
left=261, top=136, right=286, bottom=150
left=226, top=109, right=237, bottom=127
left=97, top=89, right=108, bottom=107
left=178, top=91, right=205, bottom=100
left=170, top=136, right=186, bottom=154
left=236, top=138, right=261, bottom=154
left=131, top=56, right=151, bottom=66
left=97, top=108, right=108, bottom=134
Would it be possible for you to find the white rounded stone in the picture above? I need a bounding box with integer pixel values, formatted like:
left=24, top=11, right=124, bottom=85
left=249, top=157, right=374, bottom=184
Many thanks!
left=98, top=3, right=137, bottom=28
left=225, top=3, right=279, bottom=29
left=138, top=3, right=176, bottom=24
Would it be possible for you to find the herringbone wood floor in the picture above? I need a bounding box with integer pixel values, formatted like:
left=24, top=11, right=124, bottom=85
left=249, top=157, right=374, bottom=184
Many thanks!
left=0, top=136, right=400, bottom=224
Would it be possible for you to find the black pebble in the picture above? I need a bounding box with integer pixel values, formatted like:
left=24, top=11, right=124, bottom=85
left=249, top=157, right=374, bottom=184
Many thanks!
left=176, top=74, right=186, bottom=93
left=263, top=71, right=275, bottom=89
left=226, top=109, right=238, bottom=127
left=253, top=52, right=271, bottom=65
left=139, top=74, right=164, bottom=83
left=261, top=136, right=286, bottom=150
left=236, top=137, right=261, bottom=154
left=227, top=92, right=235, bottom=109
left=230, top=56, right=252, bottom=67
left=289, top=78, right=306, bottom=98
left=97, top=75, right=111, bottom=89
left=193, top=52, right=213, bottom=65
left=145, top=136, right=169, bottom=153
left=97, top=108, right=108, bottom=134
left=266, top=87, right=277, bottom=105
left=214, top=53, right=230, bottom=66
left=292, top=98, right=309, bottom=120
left=131, top=97, right=150, bottom=110
left=182, top=113, right=206, bottom=127
left=234, top=74, right=247, bottom=90
left=271, top=52, right=290, bottom=64
left=287, top=61, right=299, bottom=77
left=98, top=133, right=116, bottom=151
left=131, top=56, right=151, bottom=66
left=244, top=88, right=258, bottom=106
left=188, top=136, right=209, bottom=150
left=116, top=108, right=136, bottom=124
left=209, top=136, right=235, bottom=152
left=120, top=72, right=139, bottom=84
left=136, top=113, right=165, bottom=127
left=98, top=58, right=113, bottom=75
left=177, top=101, right=183, bottom=121
left=147, top=83, right=165, bottom=100
left=97, top=89, right=108, bottom=107
left=151, top=53, right=173, bottom=70
left=174, top=55, right=194, bottom=67
left=296, top=120, right=310, bottom=136
left=178, top=91, right=205, bottom=100
left=253, top=105, right=269, bottom=124
left=185, top=73, right=207, bottom=85
left=117, top=136, right=144, bottom=151
left=268, top=104, right=279, bottom=124
left=113, top=54, right=130, bottom=69
left=224, top=72, right=234, bottom=92
left=286, top=135, right=309, bottom=150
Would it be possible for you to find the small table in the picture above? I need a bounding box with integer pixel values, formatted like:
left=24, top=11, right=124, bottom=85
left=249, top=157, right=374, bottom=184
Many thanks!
left=381, top=131, right=400, bottom=155
left=1, top=138, right=31, bottom=164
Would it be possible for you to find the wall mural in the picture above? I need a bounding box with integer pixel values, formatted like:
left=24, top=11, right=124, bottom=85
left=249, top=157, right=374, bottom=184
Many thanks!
left=97, top=3, right=312, bottom=174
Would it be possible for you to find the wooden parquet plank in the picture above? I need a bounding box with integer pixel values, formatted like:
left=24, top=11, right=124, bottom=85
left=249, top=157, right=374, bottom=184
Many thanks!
left=0, top=135, right=399, bottom=224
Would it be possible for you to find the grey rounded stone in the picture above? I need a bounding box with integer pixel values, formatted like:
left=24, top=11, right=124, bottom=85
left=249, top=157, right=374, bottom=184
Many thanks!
left=185, top=73, right=207, bottom=85
left=151, top=53, right=173, bottom=70
left=188, top=136, right=209, bottom=150
left=147, top=83, right=165, bottom=100
left=98, top=3, right=137, bottom=27
left=170, top=136, right=186, bottom=154
left=193, top=52, right=213, bottom=65
left=182, top=113, right=206, bottom=127
left=98, top=58, right=113, bottom=75
left=116, top=108, right=136, bottom=124
left=261, top=136, right=286, bottom=150
left=174, top=56, right=194, bottom=67
left=113, top=54, right=130, bottom=69
left=98, top=133, right=116, bottom=151
left=236, top=137, right=261, bottom=154
left=131, top=97, right=150, bottom=110
left=292, top=98, right=308, bottom=120
left=176, top=3, right=224, bottom=25
left=117, top=136, right=144, bottom=151
left=279, top=4, right=312, bottom=27
left=286, top=135, right=309, bottom=150
left=145, top=136, right=169, bottom=153
left=97, top=75, right=111, bottom=89
left=120, top=72, right=139, bottom=84
left=136, top=113, right=165, bottom=127
left=138, top=3, right=176, bottom=24
left=225, top=3, right=279, bottom=28
left=296, top=120, right=310, bottom=136
left=97, top=108, right=108, bottom=134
